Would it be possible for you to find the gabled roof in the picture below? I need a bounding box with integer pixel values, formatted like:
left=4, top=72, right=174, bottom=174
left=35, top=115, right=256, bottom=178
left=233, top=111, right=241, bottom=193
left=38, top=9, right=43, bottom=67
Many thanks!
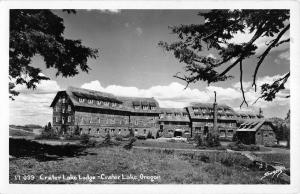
left=236, top=119, right=272, bottom=132
left=159, top=108, right=190, bottom=122
left=186, top=103, right=237, bottom=120
left=51, top=86, right=160, bottom=114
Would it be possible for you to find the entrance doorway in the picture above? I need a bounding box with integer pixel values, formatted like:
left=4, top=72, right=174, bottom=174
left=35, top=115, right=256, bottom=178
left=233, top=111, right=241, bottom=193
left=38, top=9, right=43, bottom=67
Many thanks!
left=174, top=129, right=183, bottom=137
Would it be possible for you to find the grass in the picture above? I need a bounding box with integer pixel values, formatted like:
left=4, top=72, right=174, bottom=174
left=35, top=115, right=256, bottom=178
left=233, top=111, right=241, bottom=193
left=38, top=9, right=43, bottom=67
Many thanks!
left=9, top=128, right=35, bottom=137
left=9, top=138, right=289, bottom=184
left=134, top=139, right=196, bottom=150
left=253, top=153, right=290, bottom=168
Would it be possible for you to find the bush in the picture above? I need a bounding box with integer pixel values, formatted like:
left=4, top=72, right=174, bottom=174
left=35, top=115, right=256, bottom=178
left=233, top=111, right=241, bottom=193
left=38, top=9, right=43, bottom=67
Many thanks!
left=199, top=155, right=210, bottom=163
left=147, top=131, right=153, bottom=139
left=35, top=130, right=59, bottom=140
left=115, top=135, right=123, bottom=141
left=80, top=134, right=90, bottom=144
left=228, top=142, right=260, bottom=151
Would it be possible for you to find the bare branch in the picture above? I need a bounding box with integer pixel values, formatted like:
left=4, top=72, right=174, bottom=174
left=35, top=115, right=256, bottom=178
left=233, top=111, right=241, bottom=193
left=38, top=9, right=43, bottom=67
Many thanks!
left=252, top=24, right=290, bottom=91
left=239, top=60, right=248, bottom=108
left=217, top=26, right=265, bottom=79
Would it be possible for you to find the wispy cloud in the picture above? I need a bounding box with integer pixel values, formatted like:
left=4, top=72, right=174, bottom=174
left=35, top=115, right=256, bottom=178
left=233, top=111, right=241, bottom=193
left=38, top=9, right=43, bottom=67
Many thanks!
left=135, top=27, right=143, bottom=36
left=85, top=9, right=121, bottom=14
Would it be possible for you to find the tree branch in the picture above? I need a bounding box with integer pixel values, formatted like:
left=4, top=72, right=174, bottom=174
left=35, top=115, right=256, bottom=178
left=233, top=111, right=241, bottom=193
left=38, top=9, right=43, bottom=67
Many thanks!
left=239, top=60, right=248, bottom=108
left=252, top=24, right=290, bottom=91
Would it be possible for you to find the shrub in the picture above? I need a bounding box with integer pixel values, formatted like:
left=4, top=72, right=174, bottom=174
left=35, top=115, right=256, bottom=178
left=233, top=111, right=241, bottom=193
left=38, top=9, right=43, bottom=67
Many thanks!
left=228, top=142, right=260, bottom=151
left=35, top=130, right=59, bottom=140
left=199, top=155, right=210, bottom=163
left=80, top=134, right=90, bottom=144
left=115, top=135, right=123, bottom=141
left=147, top=131, right=153, bottom=139
left=123, top=137, right=137, bottom=150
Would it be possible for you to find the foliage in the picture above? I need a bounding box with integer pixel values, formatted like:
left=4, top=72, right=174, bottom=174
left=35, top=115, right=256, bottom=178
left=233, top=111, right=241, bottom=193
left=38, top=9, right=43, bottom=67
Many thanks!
left=123, top=137, right=137, bottom=150
left=159, top=9, right=290, bottom=106
left=35, top=130, right=59, bottom=140
left=228, top=142, right=260, bottom=151
left=9, top=10, right=99, bottom=99
left=115, top=135, right=123, bottom=141
left=147, top=131, right=153, bottom=139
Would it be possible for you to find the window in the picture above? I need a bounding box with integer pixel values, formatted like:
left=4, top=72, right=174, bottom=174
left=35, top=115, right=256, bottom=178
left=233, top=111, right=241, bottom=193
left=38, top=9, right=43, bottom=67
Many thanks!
left=174, top=113, right=180, bottom=117
left=124, top=129, right=127, bottom=132
left=88, top=128, right=91, bottom=134
left=135, top=120, right=138, bottom=125
left=183, top=113, right=188, bottom=117
left=68, top=105, right=71, bottom=111
left=62, top=109, right=65, bottom=113
left=134, top=105, right=139, bottom=110
left=79, top=98, right=84, bottom=103
left=55, top=117, right=59, bottom=122
left=110, top=119, right=115, bottom=124
left=104, top=101, right=109, bottom=106
left=98, top=117, right=101, bottom=123
left=88, top=99, right=93, bottom=104
left=135, top=129, right=138, bottom=132
left=62, top=98, right=66, bottom=103
left=166, top=113, right=172, bottom=117
left=62, top=118, right=65, bottom=124
left=68, top=116, right=71, bottom=122
left=104, top=128, right=107, bottom=132
left=144, top=129, right=146, bottom=134
left=142, top=105, right=148, bottom=110
left=150, top=106, right=156, bottom=110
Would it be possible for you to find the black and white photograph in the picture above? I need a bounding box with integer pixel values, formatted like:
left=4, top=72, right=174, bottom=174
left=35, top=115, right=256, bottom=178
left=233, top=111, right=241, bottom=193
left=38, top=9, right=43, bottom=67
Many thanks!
left=1, top=1, right=300, bottom=193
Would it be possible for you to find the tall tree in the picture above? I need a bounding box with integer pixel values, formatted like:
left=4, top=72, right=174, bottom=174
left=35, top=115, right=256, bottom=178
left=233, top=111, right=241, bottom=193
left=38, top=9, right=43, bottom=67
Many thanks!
left=9, top=9, right=99, bottom=100
left=159, top=10, right=290, bottom=107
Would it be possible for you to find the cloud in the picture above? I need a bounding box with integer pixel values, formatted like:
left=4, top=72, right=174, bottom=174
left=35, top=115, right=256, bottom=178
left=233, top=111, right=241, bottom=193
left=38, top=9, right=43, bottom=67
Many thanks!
left=81, top=74, right=289, bottom=114
left=135, top=27, right=143, bottom=36
left=225, top=28, right=290, bottom=54
left=9, top=78, right=61, bottom=126
left=86, top=9, right=121, bottom=14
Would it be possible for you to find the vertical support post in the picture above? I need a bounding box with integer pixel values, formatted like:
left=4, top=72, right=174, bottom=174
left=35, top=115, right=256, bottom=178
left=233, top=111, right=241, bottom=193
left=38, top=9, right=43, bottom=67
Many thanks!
left=213, top=91, right=218, bottom=135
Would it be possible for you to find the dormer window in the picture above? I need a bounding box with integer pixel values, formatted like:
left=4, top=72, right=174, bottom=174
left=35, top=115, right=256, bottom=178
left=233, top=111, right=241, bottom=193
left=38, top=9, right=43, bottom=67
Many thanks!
left=134, top=105, right=139, bottom=110
left=79, top=98, right=84, bottom=103
left=88, top=99, right=93, bottom=104
left=159, top=114, right=164, bottom=118
left=62, top=98, right=66, bottom=103
left=96, top=100, right=101, bottom=105
left=174, top=113, right=180, bottom=117
left=150, top=106, right=156, bottom=110
left=104, top=101, right=109, bottom=106
left=183, top=113, right=188, bottom=117
left=112, top=102, right=117, bottom=107
left=68, top=105, right=71, bottom=111
left=166, top=113, right=172, bottom=117
left=142, top=106, right=148, bottom=110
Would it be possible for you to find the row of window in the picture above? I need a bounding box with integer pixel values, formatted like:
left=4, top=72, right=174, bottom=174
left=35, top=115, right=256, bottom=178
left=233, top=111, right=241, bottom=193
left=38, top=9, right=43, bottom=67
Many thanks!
left=80, top=128, right=148, bottom=134
left=160, top=113, right=189, bottom=118
left=54, top=105, right=72, bottom=112
left=78, top=98, right=122, bottom=108
left=55, top=116, right=72, bottom=124
left=133, top=105, right=156, bottom=110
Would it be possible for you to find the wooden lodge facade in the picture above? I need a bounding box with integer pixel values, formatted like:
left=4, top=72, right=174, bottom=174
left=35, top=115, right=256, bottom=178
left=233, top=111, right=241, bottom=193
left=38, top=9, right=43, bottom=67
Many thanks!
left=50, top=86, right=273, bottom=144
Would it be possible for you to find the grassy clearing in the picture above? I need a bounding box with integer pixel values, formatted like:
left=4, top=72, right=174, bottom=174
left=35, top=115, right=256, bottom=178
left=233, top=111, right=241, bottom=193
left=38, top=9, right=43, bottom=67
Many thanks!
left=134, top=139, right=196, bottom=150
left=9, top=139, right=288, bottom=184
left=9, top=128, right=35, bottom=137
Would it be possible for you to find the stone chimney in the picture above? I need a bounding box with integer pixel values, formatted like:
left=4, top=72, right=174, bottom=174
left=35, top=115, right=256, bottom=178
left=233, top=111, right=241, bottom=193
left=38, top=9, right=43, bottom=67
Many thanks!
left=213, top=91, right=218, bottom=135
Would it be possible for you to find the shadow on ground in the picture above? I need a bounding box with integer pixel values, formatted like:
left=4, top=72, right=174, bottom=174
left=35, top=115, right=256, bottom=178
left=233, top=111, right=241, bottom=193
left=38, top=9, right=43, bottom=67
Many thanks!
left=9, top=138, right=96, bottom=162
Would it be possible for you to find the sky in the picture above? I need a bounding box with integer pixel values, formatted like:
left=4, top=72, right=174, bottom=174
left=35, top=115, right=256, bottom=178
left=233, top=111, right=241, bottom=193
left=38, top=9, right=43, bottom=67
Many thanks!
left=9, top=9, right=290, bottom=125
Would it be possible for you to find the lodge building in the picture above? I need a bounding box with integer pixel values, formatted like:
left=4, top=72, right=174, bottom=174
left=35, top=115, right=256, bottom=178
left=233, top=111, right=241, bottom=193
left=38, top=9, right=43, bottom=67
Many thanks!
left=50, top=86, right=273, bottom=143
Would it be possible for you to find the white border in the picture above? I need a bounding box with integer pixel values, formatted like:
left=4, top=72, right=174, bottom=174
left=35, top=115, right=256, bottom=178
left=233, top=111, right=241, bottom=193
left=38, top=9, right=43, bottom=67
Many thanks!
left=1, top=1, right=300, bottom=194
